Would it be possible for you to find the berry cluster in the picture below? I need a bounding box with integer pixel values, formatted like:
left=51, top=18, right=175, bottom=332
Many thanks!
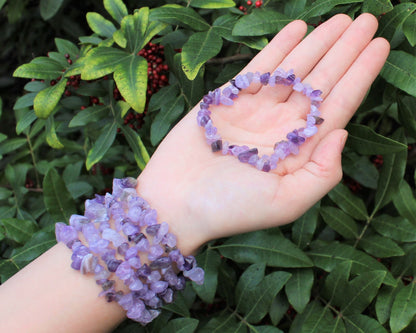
left=238, top=0, right=262, bottom=12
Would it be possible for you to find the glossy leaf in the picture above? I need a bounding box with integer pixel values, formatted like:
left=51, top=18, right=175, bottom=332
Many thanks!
left=343, top=314, right=388, bottom=333
left=328, top=183, right=368, bottom=220
left=390, top=282, right=416, bottom=333
left=149, top=6, right=210, bottom=32
left=192, top=249, right=222, bottom=304
left=16, top=109, right=37, bottom=135
left=403, top=14, right=416, bottom=46
left=13, top=92, right=36, bottom=110
left=114, top=56, right=147, bottom=113
left=0, top=218, right=38, bottom=244
left=148, top=84, right=180, bottom=112
left=250, top=326, right=283, bottom=333
left=13, top=57, right=64, bottom=80
left=393, top=179, right=416, bottom=225
left=162, top=291, right=190, bottom=318
left=86, top=121, right=118, bottom=170
left=238, top=271, right=291, bottom=323
left=81, top=47, right=129, bottom=80
left=33, top=78, right=67, bottom=118
left=39, top=0, right=64, bottom=20
left=342, top=152, right=378, bottom=189
left=120, top=125, right=150, bottom=170
left=218, top=230, right=313, bottom=268
left=160, top=318, right=199, bottom=333
left=55, top=38, right=80, bottom=60
left=285, top=269, right=314, bottom=313
left=120, top=8, right=148, bottom=53
left=340, top=270, right=386, bottom=315
left=104, top=0, right=128, bottom=24
left=320, top=206, right=359, bottom=239
left=373, top=129, right=407, bottom=212
left=297, top=0, right=363, bottom=20
left=69, top=105, right=110, bottom=127
left=362, top=0, right=393, bottom=16
left=397, top=95, right=416, bottom=138
left=284, top=0, right=307, bottom=18
left=199, top=313, right=245, bottom=333
left=189, top=0, right=235, bottom=8
left=322, top=261, right=352, bottom=306
left=45, top=117, right=64, bottom=149
left=150, top=95, right=185, bottom=146
left=377, top=3, right=416, bottom=42
left=292, top=203, right=319, bottom=250
left=181, top=29, right=222, bottom=80
left=381, top=51, right=416, bottom=97
left=43, top=168, right=76, bottom=222
left=0, top=138, right=27, bottom=156
left=289, top=300, right=346, bottom=333
left=376, top=284, right=404, bottom=325
left=372, top=214, right=416, bottom=242
left=346, top=123, right=407, bottom=155
left=359, top=235, right=404, bottom=258
left=308, top=242, right=396, bottom=286
left=86, top=12, right=117, bottom=38
left=233, top=9, right=291, bottom=36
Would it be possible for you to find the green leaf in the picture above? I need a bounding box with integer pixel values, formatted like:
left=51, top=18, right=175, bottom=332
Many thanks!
left=393, top=179, right=416, bottom=225
left=362, top=0, right=393, bottom=16
left=328, top=183, right=368, bottom=220
left=308, top=242, right=396, bottom=286
left=343, top=314, right=389, bottom=333
left=285, top=269, right=314, bottom=313
left=189, top=0, right=235, bottom=8
left=86, top=122, right=118, bottom=170
left=236, top=263, right=265, bottom=306
left=104, top=0, right=128, bottom=24
left=381, top=51, right=416, bottom=97
left=192, top=249, right=222, bottom=304
left=377, top=3, right=416, bottom=42
left=250, top=326, right=284, bottom=333
left=292, top=203, right=319, bottom=250
left=233, top=9, right=291, bottom=36
left=45, top=117, right=64, bottom=149
left=397, top=95, right=416, bottom=138
left=376, top=284, right=404, bottom=325
left=86, top=12, right=117, bottom=38
left=13, top=57, right=64, bottom=80
left=218, top=230, right=313, bottom=268
left=13, top=92, right=37, bottom=110
left=120, top=125, right=150, bottom=170
left=16, top=109, right=37, bottom=135
left=69, top=105, right=110, bottom=127
left=320, top=206, right=359, bottom=239
left=149, top=5, right=210, bottom=32
left=340, top=270, right=386, bottom=315
left=33, top=78, right=67, bottom=119
left=148, top=84, right=180, bottom=112
left=359, top=235, right=404, bottom=258
left=150, top=95, right=185, bottom=146
left=0, top=138, right=27, bottom=156
left=322, top=261, right=352, bottom=306
left=24, top=80, right=48, bottom=93
left=0, top=218, right=38, bottom=244
left=0, top=187, right=12, bottom=200
left=346, top=123, right=407, bottom=155
left=199, top=313, right=245, bottom=333
left=114, top=56, right=147, bottom=113
left=40, top=0, right=64, bottom=20
left=403, top=14, right=416, bottom=46
left=372, top=214, right=416, bottom=242
left=390, top=282, right=416, bottom=333
left=121, top=8, right=149, bottom=53
left=289, top=300, right=346, bottom=333
left=43, top=168, right=76, bottom=222
left=284, top=0, right=308, bottom=18
left=162, top=291, right=190, bottom=317
left=373, top=129, right=407, bottom=212
left=55, top=38, right=80, bottom=60
left=81, top=47, right=129, bottom=80
left=160, top=318, right=199, bottom=333
left=241, top=271, right=291, bottom=324
left=181, top=29, right=222, bottom=80
left=297, top=0, right=364, bottom=20
left=342, top=152, right=378, bottom=189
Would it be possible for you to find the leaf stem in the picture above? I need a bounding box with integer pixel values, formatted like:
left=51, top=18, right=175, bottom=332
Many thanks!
left=26, top=133, right=41, bottom=189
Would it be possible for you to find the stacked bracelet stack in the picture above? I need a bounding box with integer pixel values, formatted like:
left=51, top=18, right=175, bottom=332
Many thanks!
left=55, top=178, right=204, bottom=325
left=197, top=68, right=324, bottom=172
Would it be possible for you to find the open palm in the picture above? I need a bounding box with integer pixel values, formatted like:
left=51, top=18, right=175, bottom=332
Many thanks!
left=137, top=14, right=390, bottom=254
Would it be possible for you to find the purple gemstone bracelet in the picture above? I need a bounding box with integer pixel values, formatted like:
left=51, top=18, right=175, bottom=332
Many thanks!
left=55, top=178, right=204, bottom=325
left=197, top=68, right=324, bottom=172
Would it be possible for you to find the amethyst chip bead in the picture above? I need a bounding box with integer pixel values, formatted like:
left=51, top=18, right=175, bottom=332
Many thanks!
left=197, top=68, right=324, bottom=172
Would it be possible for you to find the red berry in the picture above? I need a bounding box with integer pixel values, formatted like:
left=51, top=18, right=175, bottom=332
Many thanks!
left=50, top=80, right=56, bottom=86
left=255, top=0, right=262, bottom=7
left=65, top=53, right=70, bottom=59
left=67, top=59, right=73, bottom=65
left=247, top=0, right=252, bottom=5
left=64, top=90, right=71, bottom=96
left=81, top=106, right=86, bottom=110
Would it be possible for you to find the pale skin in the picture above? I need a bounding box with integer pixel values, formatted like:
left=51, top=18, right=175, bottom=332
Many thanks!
left=0, top=14, right=389, bottom=333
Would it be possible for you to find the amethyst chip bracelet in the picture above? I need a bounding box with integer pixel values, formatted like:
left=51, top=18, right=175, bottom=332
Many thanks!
left=197, top=68, right=324, bottom=172
left=55, top=177, right=204, bottom=325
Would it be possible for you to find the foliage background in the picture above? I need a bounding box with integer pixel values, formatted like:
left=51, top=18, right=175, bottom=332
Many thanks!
left=2, top=0, right=416, bottom=332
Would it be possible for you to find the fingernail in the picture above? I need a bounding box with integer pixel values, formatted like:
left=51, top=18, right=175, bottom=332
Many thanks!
left=340, top=132, right=348, bottom=153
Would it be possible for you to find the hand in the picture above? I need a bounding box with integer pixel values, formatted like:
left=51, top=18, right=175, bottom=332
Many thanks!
left=137, top=13, right=390, bottom=254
